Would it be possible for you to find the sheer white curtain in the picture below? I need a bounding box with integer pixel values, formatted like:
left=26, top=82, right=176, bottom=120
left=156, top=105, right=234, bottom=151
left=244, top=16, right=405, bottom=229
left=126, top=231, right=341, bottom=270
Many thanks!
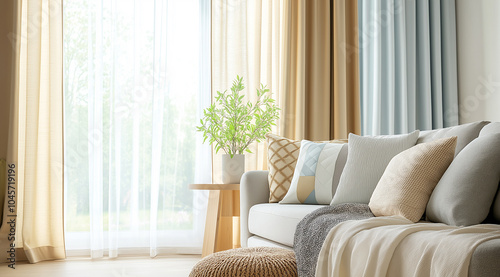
left=63, top=0, right=211, bottom=258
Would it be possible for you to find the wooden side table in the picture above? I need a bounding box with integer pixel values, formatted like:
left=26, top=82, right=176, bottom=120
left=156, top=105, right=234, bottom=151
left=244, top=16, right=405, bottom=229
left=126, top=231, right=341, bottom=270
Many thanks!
left=189, top=183, right=240, bottom=257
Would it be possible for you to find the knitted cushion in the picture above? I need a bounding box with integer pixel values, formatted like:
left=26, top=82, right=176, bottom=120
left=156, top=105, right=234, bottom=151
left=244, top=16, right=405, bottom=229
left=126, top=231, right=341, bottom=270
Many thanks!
left=189, top=247, right=297, bottom=277
left=369, top=137, right=457, bottom=222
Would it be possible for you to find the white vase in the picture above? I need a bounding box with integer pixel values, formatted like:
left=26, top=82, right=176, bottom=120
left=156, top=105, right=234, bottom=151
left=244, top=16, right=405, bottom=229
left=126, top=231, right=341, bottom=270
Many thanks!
left=222, top=154, right=245, bottom=184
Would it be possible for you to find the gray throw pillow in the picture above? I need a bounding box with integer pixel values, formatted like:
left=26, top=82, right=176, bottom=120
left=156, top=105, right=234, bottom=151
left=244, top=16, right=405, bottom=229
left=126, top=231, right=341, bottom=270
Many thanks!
left=479, top=122, right=500, bottom=222
left=479, top=122, right=500, bottom=137
left=330, top=130, right=420, bottom=205
left=417, top=121, right=489, bottom=156
left=426, top=133, right=500, bottom=226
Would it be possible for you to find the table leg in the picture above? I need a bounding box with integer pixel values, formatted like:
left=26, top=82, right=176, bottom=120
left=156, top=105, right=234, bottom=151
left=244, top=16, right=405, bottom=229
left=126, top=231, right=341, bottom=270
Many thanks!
left=216, top=190, right=236, bottom=251
left=232, top=190, right=240, bottom=249
left=202, top=190, right=221, bottom=257
left=201, top=189, right=241, bottom=257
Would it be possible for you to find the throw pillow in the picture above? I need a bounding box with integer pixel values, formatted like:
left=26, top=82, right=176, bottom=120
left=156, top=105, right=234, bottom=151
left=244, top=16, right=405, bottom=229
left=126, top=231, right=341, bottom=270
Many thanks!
left=479, top=123, right=500, bottom=223
left=369, top=137, right=457, bottom=222
left=417, top=121, right=489, bottom=156
left=478, top=121, right=500, bottom=137
left=266, top=134, right=301, bottom=202
left=426, top=133, right=500, bottom=226
left=280, top=140, right=346, bottom=204
left=266, top=134, right=347, bottom=202
left=330, top=130, right=420, bottom=205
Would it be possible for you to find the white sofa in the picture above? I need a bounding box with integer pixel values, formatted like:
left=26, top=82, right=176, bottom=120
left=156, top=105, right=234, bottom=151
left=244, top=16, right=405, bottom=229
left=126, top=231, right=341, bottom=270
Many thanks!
left=240, top=121, right=500, bottom=276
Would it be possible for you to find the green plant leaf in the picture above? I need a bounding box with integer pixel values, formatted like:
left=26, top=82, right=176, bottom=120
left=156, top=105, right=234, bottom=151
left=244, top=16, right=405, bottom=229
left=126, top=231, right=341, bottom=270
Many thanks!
left=196, top=76, right=280, bottom=154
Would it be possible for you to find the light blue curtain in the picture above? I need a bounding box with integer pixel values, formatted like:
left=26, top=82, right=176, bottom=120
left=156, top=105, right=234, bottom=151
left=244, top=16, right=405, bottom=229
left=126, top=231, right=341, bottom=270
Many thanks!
left=359, top=0, right=459, bottom=135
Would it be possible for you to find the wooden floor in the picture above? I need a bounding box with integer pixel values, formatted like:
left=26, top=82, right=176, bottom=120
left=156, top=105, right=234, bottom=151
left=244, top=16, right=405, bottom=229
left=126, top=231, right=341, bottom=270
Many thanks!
left=0, top=255, right=201, bottom=277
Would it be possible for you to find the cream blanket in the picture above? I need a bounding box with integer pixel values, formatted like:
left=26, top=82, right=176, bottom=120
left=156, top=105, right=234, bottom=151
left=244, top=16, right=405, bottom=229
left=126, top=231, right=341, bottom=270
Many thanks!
left=316, top=216, right=500, bottom=277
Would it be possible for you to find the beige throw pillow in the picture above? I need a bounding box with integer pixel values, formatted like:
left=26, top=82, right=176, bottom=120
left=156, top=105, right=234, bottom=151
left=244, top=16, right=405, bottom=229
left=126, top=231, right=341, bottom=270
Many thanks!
left=369, top=136, right=457, bottom=222
left=266, top=134, right=301, bottom=202
left=266, top=134, right=347, bottom=202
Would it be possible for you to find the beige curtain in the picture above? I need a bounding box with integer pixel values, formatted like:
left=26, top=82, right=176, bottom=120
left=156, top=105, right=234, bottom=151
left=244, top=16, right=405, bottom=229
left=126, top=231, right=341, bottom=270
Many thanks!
left=285, top=0, right=361, bottom=141
left=0, top=0, right=65, bottom=263
left=332, top=0, right=360, bottom=140
left=211, top=0, right=360, bottom=177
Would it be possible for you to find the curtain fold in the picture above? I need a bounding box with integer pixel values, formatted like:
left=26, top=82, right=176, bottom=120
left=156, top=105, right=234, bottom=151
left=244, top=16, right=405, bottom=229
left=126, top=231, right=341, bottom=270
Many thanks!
left=332, top=0, right=361, bottom=140
left=280, top=0, right=305, bottom=140
left=0, top=0, right=65, bottom=263
left=212, top=0, right=360, bottom=179
left=304, top=0, right=331, bottom=140
left=359, top=0, right=459, bottom=136
left=282, top=0, right=361, bottom=141
left=211, top=0, right=280, bottom=181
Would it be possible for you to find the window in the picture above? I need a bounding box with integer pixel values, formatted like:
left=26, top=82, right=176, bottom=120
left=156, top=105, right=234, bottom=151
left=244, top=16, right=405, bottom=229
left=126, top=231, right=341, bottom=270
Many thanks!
left=63, top=0, right=211, bottom=257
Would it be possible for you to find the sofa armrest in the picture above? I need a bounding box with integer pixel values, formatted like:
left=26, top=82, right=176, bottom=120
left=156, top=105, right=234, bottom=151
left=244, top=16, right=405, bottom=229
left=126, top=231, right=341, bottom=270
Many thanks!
left=240, top=170, right=270, bottom=247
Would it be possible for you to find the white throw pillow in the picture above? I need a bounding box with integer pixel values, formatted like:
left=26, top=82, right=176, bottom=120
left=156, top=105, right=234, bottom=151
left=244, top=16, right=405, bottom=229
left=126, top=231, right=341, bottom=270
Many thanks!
left=280, top=140, right=347, bottom=204
left=330, top=131, right=420, bottom=205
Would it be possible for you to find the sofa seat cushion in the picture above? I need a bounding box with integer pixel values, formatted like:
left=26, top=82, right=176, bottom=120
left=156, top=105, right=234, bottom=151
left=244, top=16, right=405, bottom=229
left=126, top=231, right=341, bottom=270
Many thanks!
left=248, top=203, right=325, bottom=247
left=470, top=238, right=500, bottom=277
left=247, top=235, right=293, bottom=250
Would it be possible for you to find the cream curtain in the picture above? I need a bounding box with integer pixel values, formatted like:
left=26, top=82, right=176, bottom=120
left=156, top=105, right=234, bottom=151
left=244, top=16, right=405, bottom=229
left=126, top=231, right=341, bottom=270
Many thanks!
left=212, top=0, right=360, bottom=177
left=0, top=0, right=65, bottom=263
left=212, top=0, right=280, bottom=179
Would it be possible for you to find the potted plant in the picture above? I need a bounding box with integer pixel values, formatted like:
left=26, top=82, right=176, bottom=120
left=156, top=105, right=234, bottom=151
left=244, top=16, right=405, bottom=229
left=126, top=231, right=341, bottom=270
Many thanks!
left=197, top=76, right=280, bottom=183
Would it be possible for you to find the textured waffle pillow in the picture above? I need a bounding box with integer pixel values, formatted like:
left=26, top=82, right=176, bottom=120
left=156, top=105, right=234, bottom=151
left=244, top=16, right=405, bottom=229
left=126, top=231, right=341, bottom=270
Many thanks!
left=280, top=140, right=347, bottom=204
left=369, top=137, right=457, bottom=222
left=266, top=134, right=347, bottom=202
left=426, top=133, right=500, bottom=226
left=331, top=131, right=420, bottom=205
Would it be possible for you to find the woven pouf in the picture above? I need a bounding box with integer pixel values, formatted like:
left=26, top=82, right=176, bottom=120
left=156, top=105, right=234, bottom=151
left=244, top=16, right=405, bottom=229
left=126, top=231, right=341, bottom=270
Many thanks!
left=190, top=247, right=297, bottom=277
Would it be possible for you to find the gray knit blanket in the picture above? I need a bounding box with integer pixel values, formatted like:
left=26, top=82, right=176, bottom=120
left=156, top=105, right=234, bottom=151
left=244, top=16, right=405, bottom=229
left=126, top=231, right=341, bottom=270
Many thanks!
left=293, top=203, right=374, bottom=277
